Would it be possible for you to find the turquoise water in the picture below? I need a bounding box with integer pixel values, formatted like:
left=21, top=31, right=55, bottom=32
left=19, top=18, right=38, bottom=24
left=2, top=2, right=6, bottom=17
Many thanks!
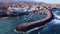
left=0, top=13, right=47, bottom=34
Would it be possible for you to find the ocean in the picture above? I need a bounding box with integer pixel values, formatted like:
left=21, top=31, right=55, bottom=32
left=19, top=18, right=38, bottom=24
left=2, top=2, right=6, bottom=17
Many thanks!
left=0, top=13, right=47, bottom=34
left=0, top=8, right=60, bottom=34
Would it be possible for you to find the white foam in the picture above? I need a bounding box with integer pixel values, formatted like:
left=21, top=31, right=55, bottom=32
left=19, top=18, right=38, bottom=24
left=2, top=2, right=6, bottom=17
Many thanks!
left=26, top=24, right=47, bottom=33
left=53, top=13, right=60, bottom=24
left=26, top=27, right=40, bottom=33
left=53, top=19, right=60, bottom=24
left=53, top=13, right=60, bottom=19
left=2, top=17, right=8, bottom=19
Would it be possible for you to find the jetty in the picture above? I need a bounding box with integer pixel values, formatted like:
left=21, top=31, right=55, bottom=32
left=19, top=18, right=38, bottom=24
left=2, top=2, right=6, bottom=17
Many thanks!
left=14, top=2, right=53, bottom=33
left=0, top=1, right=60, bottom=33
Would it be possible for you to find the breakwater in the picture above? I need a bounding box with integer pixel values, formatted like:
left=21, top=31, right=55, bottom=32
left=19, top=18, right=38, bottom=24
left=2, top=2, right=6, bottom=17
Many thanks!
left=15, top=9, right=53, bottom=33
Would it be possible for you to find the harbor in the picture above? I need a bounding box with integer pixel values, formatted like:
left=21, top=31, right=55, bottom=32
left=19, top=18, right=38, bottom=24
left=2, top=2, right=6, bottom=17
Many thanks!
left=0, top=1, right=60, bottom=34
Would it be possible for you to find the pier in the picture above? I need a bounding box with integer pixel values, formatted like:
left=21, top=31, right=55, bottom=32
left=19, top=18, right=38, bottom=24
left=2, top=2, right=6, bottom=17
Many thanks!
left=14, top=2, right=53, bottom=33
